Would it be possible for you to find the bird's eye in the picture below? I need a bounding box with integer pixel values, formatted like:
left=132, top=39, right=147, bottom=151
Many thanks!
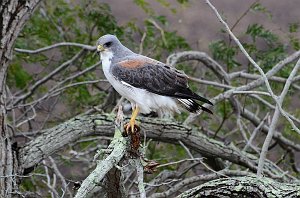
left=103, top=42, right=112, bottom=48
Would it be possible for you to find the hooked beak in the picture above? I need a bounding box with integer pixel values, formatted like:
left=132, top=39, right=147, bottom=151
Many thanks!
left=97, top=44, right=105, bottom=52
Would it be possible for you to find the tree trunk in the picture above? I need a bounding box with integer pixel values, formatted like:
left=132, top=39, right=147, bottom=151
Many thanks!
left=0, top=1, right=41, bottom=197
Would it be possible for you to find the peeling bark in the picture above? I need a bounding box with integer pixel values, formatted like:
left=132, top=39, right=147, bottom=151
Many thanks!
left=105, top=166, right=124, bottom=198
left=19, top=114, right=114, bottom=171
left=177, top=176, right=300, bottom=198
left=74, top=132, right=127, bottom=198
left=74, top=109, right=128, bottom=198
left=18, top=113, right=300, bottom=197
left=19, top=114, right=292, bottom=181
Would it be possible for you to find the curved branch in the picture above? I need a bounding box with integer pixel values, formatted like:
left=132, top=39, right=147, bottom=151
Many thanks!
left=15, top=42, right=96, bottom=54
left=167, top=51, right=229, bottom=83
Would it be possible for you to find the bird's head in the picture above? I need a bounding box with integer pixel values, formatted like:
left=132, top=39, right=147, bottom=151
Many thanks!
left=96, top=34, right=134, bottom=60
left=96, top=34, right=121, bottom=55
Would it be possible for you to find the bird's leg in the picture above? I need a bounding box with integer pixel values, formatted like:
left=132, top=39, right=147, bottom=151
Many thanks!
left=125, top=105, right=140, bottom=134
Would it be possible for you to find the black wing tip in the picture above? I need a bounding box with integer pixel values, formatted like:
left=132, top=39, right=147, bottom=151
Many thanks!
left=197, top=96, right=213, bottom=106
left=178, top=99, right=213, bottom=114
left=192, top=91, right=213, bottom=106
left=175, top=91, right=214, bottom=106
left=201, top=106, right=213, bottom=114
left=175, top=89, right=213, bottom=106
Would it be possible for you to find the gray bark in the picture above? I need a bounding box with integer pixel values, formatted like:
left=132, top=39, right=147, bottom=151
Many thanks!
left=177, top=176, right=300, bottom=198
left=74, top=130, right=127, bottom=198
left=19, top=114, right=291, bottom=180
left=105, top=166, right=124, bottom=198
left=18, top=113, right=300, bottom=197
left=74, top=108, right=128, bottom=198
left=19, top=114, right=113, bottom=171
left=0, top=1, right=41, bottom=197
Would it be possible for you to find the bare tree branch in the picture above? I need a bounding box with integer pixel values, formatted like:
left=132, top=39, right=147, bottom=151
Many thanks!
left=15, top=42, right=96, bottom=54
left=177, top=175, right=300, bottom=198
left=74, top=109, right=127, bottom=198
left=257, top=58, right=300, bottom=176
left=18, top=113, right=295, bottom=181
left=13, top=50, right=86, bottom=106
left=205, top=0, right=300, bottom=135
left=49, top=156, right=73, bottom=198
left=135, top=159, right=146, bottom=198
left=150, top=170, right=250, bottom=198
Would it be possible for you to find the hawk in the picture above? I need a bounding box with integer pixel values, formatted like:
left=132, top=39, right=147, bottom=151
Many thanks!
left=96, top=34, right=212, bottom=133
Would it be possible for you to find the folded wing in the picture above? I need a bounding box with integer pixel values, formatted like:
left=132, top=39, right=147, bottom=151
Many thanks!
left=111, top=55, right=213, bottom=112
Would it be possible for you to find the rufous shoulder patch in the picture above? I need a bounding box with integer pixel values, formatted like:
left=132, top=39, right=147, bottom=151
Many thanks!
left=119, top=59, right=146, bottom=68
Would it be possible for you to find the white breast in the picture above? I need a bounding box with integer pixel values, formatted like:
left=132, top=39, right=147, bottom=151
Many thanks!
left=100, top=51, right=114, bottom=78
left=100, top=51, right=132, bottom=98
left=100, top=51, right=180, bottom=116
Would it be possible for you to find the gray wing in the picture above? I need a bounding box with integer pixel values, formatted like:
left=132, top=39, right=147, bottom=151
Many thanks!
left=111, top=56, right=212, bottom=105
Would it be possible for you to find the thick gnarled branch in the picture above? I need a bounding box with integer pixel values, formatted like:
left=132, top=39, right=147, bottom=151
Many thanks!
left=18, top=113, right=295, bottom=181
left=177, top=176, right=300, bottom=198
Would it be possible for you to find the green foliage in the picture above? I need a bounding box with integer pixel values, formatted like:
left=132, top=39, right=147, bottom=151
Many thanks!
left=250, top=2, right=272, bottom=19
left=289, top=36, right=300, bottom=50
left=246, top=24, right=278, bottom=44
left=133, top=0, right=187, bottom=15
left=289, top=23, right=299, bottom=33
left=245, top=24, right=287, bottom=75
left=20, top=179, right=36, bottom=192
left=283, top=121, right=300, bottom=143
left=141, top=18, right=189, bottom=59
left=177, top=0, right=189, bottom=4
left=289, top=23, right=300, bottom=50
left=134, top=0, right=153, bottom=14
left=164, top=31, right=189, bottom=51
left=7, top=62, right=32, bottom=89
left=156, top=0, right=171, bottom=8
left=147, top=142, right=188, bottom=170
left=20, top=167, right=46, bottom=192
left=209, top=40, right=240, bottom=70
left=209, top=23, right=289, bottom=76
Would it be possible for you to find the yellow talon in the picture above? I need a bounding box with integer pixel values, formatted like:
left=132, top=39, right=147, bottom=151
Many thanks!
left=129, top=119, right=135, bottom=134
left=125, top=106, right=140, bottom=134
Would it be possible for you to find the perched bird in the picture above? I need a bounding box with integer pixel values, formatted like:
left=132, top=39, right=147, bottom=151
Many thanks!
left=96, top=34, right=212, bottom=133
